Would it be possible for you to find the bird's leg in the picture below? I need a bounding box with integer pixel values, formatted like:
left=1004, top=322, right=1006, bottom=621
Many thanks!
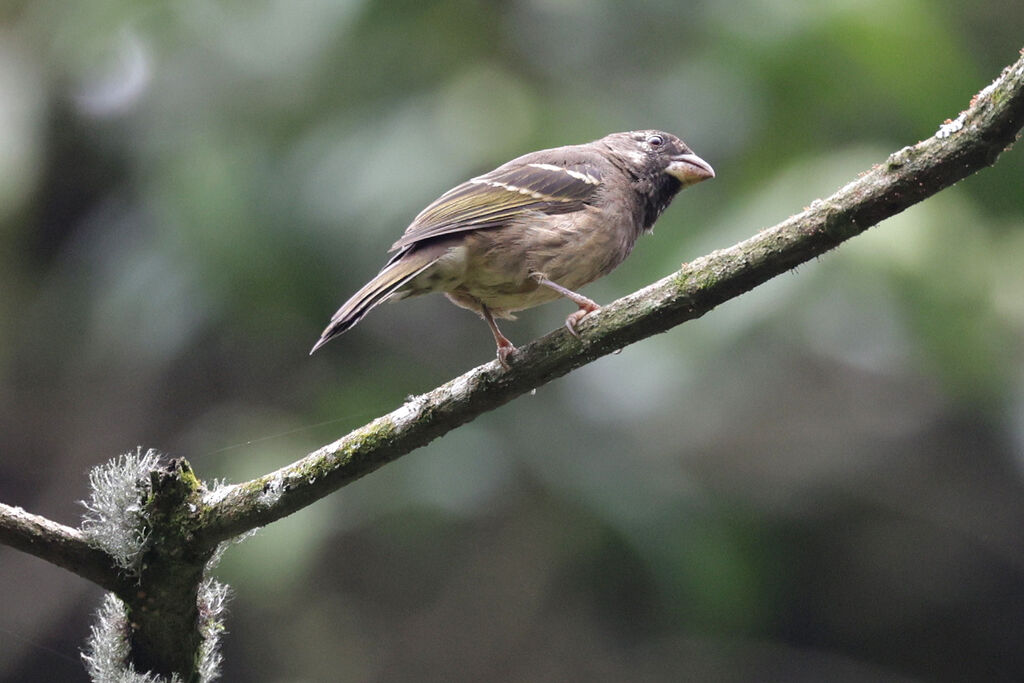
left=531, top=275, right=601, bottom=337
left=480, top=304, right=515, bottom=368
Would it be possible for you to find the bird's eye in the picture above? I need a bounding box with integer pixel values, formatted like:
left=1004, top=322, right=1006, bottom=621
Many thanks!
left=647, top=134, right=664, bottom=147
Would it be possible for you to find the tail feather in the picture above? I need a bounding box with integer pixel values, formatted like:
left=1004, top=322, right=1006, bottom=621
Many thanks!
left=310, top=250, right=442, bottom=354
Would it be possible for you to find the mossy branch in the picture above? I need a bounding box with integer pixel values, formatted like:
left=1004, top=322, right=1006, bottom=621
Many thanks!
left=2, top=47, right=1023, bottom=581
left=197, top=51, right=1024, bottom=549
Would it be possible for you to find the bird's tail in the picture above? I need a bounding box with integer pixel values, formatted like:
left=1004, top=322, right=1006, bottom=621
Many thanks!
left=310, top=249, right=441, bottom=354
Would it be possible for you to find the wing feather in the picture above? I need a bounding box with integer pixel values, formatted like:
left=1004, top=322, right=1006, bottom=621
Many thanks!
left=389, top=154, right=605, bottom=252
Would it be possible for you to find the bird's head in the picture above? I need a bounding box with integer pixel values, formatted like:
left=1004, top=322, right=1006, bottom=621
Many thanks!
left=601, top=130, right=715, bottom=188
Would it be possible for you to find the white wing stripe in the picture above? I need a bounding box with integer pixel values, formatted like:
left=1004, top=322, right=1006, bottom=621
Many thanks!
left=526, top=163, right=601, bottom=185
left=468, top=177, right=573, bottom=201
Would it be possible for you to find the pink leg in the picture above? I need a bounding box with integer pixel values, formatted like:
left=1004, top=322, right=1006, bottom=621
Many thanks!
left=481, top=304, right=515, bottom=368
left=532, top=276, right=601, bottom=337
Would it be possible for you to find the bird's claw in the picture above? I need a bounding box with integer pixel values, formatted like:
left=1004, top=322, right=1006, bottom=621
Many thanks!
left=496, top=340, right=515, bottom=369
left=564, top=305, right=600, bottom=338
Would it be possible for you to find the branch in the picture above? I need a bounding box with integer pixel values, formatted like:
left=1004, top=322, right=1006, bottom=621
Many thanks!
left=0, top=502, right=129, bottom=594
left=199, top=51, right=1024, bottom=548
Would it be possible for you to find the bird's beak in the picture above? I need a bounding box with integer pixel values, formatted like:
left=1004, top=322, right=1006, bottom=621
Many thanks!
left=665, top=153, right=715, bottom=186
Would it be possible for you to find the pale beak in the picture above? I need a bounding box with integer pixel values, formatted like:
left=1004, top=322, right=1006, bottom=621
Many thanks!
left=665, top=153, right=715, bottom=186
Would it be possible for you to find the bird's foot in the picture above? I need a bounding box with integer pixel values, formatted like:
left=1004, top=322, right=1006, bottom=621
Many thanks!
left=496, top=339, right=516, bottom=369
left=564, top=302, right=601, bottom=338
left=531, top=275, right=601, bottom=338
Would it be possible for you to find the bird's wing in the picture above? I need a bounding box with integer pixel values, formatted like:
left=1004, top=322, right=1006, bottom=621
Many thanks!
left=390, top=155, right=605, bottom=252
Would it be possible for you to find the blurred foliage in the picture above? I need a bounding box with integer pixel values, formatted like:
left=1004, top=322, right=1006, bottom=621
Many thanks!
left=1, top=1, right=1023, bottom=681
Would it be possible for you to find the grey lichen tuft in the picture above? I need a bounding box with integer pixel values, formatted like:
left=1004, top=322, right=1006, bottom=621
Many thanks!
left=80, top=562, right=231, bottom=682
left=81, top=448, right=162, bottom=574
left=191, top=526, right=247, bottom=682
left=82, top=593, right=184, bottom=683
left=195, top=577, right=231, bottom=682
left=80, top=451, right=234, bottom=681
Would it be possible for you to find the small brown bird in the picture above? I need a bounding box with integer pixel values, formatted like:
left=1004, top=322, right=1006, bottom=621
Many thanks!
left=311, top=130, right=714, bottom=365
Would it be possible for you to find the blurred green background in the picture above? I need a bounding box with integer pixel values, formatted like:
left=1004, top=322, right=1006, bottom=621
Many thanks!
left=2, top=1, right=1024, bottom=681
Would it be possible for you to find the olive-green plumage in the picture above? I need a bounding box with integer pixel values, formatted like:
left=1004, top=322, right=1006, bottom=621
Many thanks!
left=311, top=130, right=714, bottom=364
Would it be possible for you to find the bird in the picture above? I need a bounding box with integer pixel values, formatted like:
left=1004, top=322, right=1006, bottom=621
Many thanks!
left=310, top=130, right=714, bottom=366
